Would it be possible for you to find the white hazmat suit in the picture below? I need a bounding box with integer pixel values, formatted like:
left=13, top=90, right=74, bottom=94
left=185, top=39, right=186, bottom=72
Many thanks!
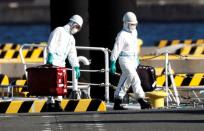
left=110, top=12, right=151, bottom=110
left=47, top=24, right=79, bottom=68
left=47, top=14, right=83, bottom=68
left=46, top=15, right=83, bottom=110
left=110, top=25, right=145, bottom=99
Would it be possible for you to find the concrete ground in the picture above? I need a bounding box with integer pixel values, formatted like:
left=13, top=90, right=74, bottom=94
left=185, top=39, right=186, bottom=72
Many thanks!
left=1, top=109, right=204, bottom=131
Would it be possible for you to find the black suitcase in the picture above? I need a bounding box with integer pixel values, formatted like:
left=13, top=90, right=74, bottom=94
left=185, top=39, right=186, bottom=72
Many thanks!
left=136, top=64, right=157, bottom=92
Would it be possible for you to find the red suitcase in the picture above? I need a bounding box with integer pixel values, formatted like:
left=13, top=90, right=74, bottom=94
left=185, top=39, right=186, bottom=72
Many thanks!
left=26, top=65, right=67, bottom=96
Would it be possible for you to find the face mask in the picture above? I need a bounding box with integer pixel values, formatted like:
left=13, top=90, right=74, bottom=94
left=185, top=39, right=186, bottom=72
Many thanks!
left=70, top=28, right=79, bottom=35
left=128, top=24, right=137, bottom=32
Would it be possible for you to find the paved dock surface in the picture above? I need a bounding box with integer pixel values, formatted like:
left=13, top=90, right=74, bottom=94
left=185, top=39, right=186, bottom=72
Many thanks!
left=1, top=109, right=204, bottom=131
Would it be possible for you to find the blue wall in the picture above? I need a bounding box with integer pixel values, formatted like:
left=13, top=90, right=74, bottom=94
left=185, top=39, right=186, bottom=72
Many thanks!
left=138, top=22, right=204, bottom=46
left=1, top=22, right=204, bottom=46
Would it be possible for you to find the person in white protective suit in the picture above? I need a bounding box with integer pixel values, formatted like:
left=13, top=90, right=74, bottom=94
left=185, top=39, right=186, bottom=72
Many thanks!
left=110, top=12, right=151, bottom=110
left=47, top=14, right=83, bottom=73
left=46, top=14, right=83, bottom=111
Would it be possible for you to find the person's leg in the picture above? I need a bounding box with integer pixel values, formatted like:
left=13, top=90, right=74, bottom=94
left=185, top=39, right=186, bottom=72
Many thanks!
left=113, top=73, right=129, bottom=110
left=114, top=73, right=129, bottom=100
left=55, top=96, right=63, bottom=111
left=130, top=71, right=151, bottom=109
left=121, top=64, right=151, bottom=109
left=130, top=70, right=145, bottom=98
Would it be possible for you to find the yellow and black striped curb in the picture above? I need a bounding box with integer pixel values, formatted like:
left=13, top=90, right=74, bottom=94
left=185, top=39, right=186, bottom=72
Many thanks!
left=141, top=44, right=204, bottom=60
left=0, top=74, right=9, bottom=86
left=0, top=99, right=106, bottom=114
left=156, top=73, right=204, bottom=87
left=11, top=80, right=29, bottom=97
left=0, top=49, right=44, bottom=63
left=155, top=67, right=175, bottom=76
left=0, top=42, right=47, bottom=51
left=0, top=43, right=20, bottom=50
left=156, top=39, right=204, bottom=48
left=175, top=46, right=204, bottom=55
left=0, top=74, right=9, bottom=96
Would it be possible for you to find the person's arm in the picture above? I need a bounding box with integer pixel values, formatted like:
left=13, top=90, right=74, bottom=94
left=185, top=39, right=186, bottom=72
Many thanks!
left=110, top=33, right=124, bottom=61
left=67, top=39, right=80, bottom=79
left=110, top=33, right=124, bottom=74
left=48, top=28, right=61, bottom=54
left=67, top=39, right=79, bottom=67
left=46, top=28, right=61, bottom=64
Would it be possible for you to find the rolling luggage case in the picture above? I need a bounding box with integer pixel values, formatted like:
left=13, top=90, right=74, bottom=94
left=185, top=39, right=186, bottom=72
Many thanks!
left=27, top=65, right=67, bottom=96
left=136, top=64, right=157, bottom=92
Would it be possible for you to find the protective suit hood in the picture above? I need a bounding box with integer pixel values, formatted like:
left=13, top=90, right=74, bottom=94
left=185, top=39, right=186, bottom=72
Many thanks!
left=123, top=23, right=137, bottom=34
left=63, top=24, right=71, bottom=33
left=122, top=12, right=137, bottom=33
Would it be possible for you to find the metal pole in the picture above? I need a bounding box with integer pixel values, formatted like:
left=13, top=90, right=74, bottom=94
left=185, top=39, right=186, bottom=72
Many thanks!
left=71, top=56, right=91, bottom=99
left=168, top=63, right=180, bottom=106
left=165, top=52, right=169, bottom=107
left=76, top=46, right=110, bottom=103
left=104, top=48, right=110, bottom=103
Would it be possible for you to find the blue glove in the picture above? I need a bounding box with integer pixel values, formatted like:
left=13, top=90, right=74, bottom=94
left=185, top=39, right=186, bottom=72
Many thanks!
left=74, top=66, right=80, bottom=79
left=46, top=53, right=53, bottom=65
left=110, top=61, right=116, bottom=75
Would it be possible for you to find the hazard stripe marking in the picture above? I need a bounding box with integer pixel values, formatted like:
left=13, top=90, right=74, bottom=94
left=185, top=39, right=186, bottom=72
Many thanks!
left=156, top=75, right=165, bottom=87
left=29, top=100, right=47, bottom=113
left=13, top=51, right=19, bottom=58
left=0, top=51, right=6, bottom=58
left=166, top=41, right=171, bottom=46
left=175, top=48, right=182, bottom=55
left=61, top=100, right=68, bottom=110
left=184, top=40, right=192, bottom=44
left=75, top=99, right=91, bottom=112
left=32, top=49, right=42, bottom=58
left=196, top=39, right=204, bottom=44
left=6, top=101, right=23, bottom=113
left=65, top=100, right=79, bottom=111
left=199, top=78, right=204, bottom=86
left=158, top=40, right=168, bottom=47
left=0, top=74, right=9, bottom=85
left=0, top=102, right=10, bottom=113
left=174, top=74, right=186, bottom=87
left=11, top=44, right=17, bottom=49
left=181, top=46, right=191, bottom=55
left=194, top=46, right=203, bottom=55
left=0, top=99, right=106, bottom=113
left=40, top=102, right=47, bottom=112
left=156, top=73, right=204, bottom=87
left=171, top=40, right=180, bottom=45
left=163, top=75, right=171, bottom=87
left=25, top=50, right=33, bottom=58
left=39, top=51, right=43, bottom=58
left=0, top=75, right=4, bottom=84
left=157, top=39, right=204, bottom=47
left=189, top=74, right=203, bottom=86
left=181, top=74, right=193, bottom=86
left=0, top=44, right=5, bottom=49
left=189, top=46, right=197, bottom=55
left=87, top=99, right=101, bottom=111
left=18, top=101, right=33, bottom=113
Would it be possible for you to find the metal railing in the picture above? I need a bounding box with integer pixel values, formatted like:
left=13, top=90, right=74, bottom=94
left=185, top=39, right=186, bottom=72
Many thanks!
left=19, top=44, right=47, bottom=78
left=76, top=46, right=110, bottom=103
left=19, top=44, right=110, bottom=103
